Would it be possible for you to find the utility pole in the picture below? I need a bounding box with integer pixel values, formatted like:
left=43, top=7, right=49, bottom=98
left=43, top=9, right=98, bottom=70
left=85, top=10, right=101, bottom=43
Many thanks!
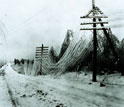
left=35, top=44, right=49, bottom=75
left=92, top=0, right=97, bottom=82
left=80, top=0, right=111, bottom=82
left=41, top=44, right=43, bottom=73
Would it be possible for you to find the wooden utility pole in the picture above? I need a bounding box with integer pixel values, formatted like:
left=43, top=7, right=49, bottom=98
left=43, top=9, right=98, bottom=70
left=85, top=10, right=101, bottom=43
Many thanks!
left=80, top=0, right=111, bottom=82
left=92, top=0, right=97, bottom=82
left=35, top=44, right=49, bottom=74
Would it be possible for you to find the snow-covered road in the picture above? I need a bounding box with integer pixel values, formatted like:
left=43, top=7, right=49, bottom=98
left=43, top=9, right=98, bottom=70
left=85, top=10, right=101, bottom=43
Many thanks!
left=0, top=67, right=13, bottom=107
left=2, top=63, right=124, bottom=107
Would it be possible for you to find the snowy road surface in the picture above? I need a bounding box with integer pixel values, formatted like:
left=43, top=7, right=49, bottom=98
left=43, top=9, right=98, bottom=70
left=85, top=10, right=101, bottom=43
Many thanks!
left=1, top=63, right=124, bottom=107
left=0, top=72, right=13, bottom=107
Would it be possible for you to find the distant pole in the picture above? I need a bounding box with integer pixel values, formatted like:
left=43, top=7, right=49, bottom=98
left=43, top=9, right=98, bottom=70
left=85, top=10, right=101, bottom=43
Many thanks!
left=41, top=44, right=43, bottom=73
left=92, top=0, right=97, bottom=82
left=35, top=44, right=49, bottom=75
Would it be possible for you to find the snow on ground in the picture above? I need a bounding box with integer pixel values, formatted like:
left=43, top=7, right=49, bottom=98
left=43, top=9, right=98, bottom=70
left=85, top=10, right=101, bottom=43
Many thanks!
left=1, top=63, right=124, bottom=107
left=0, top=65, right=13, bottom=107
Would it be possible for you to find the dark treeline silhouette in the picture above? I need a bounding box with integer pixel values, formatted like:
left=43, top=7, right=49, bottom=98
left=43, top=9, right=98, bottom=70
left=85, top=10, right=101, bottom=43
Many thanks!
left=14, top=58, right=34, bottom=65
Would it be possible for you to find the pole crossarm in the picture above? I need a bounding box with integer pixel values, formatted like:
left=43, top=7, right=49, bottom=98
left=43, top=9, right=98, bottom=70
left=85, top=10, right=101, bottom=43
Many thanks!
left=35, top=53, right=48, bottom=55
left=36, top=47, right=48, bottom=49
left=80, top=22, right=108, bottom=25
left=80, top=27, right=108, bottom=30
left=80, top=16, right=108, bottom=18
left=35, top=51, right=42, bottom=53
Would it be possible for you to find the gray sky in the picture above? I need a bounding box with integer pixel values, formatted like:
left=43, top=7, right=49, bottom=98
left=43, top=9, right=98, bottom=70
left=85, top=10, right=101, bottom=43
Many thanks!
left=0, top=0, right=124, bottom=60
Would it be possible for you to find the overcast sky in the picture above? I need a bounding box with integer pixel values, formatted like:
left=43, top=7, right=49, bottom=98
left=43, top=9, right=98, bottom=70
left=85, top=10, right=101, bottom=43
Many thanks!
left=0, top=0, right=124, bottom=60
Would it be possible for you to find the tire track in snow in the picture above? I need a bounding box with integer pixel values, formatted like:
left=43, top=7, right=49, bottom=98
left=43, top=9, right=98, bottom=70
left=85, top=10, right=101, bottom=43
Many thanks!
left=0, top=75, right=14, bottom=107
left=3, top=73, right=18, bottom=107
left=42, top=79, right=124, bottom=107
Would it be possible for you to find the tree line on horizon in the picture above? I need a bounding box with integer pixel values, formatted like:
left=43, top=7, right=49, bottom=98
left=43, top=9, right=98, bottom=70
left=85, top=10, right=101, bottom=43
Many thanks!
left=14, top=58, right=34, bottom=65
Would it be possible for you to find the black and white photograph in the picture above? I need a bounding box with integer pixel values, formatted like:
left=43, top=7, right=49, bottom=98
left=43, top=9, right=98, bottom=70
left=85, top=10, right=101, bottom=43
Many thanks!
left=0, top=0, right=124, bottom=107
